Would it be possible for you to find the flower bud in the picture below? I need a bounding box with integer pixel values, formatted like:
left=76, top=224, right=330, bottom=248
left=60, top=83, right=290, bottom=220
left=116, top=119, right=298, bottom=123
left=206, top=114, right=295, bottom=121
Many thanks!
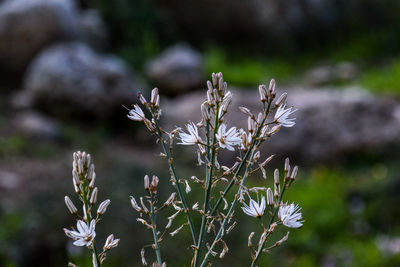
left=89, top=173, right=96, bottom=189
left=150, top=175, right=159, bottom=192
left=201, top=102, right=210, bottom=121
left=138, top=91, right=147, bottom=105
left=275, top=92, right=287, bottom=107
left=164, top=192, right=176, bottom=206
left=268, top=79, right=276, bottom=97
left=97, top=199, right=111, bottom=215
left=64, top=196, right=78, bottom=214
left=248, top=232, right=255, bottom=248
left=238, top=106, right=253, bottom=117
left=258, top=84, right=267, bottom=102
left=104, top=234, right=120, bottom=251
left=290, top=166, right=299, bottom=180
left=266, top=188, right=274, bottom=206
left=144, top=175, right=150, bottom=191
left=130, top=196, right=142, bottom=212
left=90, top=187, right=98, bottom=204
left=151, top=88, right=159, bottom=105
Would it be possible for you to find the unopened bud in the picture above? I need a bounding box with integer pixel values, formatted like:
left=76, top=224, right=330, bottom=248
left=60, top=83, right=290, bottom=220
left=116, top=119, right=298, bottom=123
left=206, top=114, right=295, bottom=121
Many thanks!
left=258, top=84, right=267, bottom=102
left=268, top=125, right=281, bottom=136
left=144, top=175, right=150, bottom=191
left=64, top=196, right=77, bottom=214
left=260, top=155, right=274, bottom=167
left=266, top=188, right=274, bottom=206
left=130, top=196, right=142, bottom=212
left=275, top=92, right=287, bottom=107
left=164, top=193, right=176, bottom=206
left=150, top=175, right=159, bottom=192
left=90, top=187, right=98, bottom=204
left=89, top=173, right=96, bottom=189
left=284, top=158, right=290, bottom=173
left=248, top=117, right=255, bottom=133
left=138, top=91, right=147, bottom=105
left=290, top=166, right=299, bottom=180
left=268, top=79, right=276, bottom=97
left=239, top=106, right=253, bottom=117
left=253, top=151, right=260, bottom=162
left=248, top=232, right=255, bottom=248
left=151, top=88, right=159, bottom=105
left=104, top=234, right=120, bottom=251
left=201, top=102, right=210, bottom=121
left=268, top=222, right=278, bottom=234
left=87, top=165, right=95, bottom=181
left=72, top=170, right=80, bottom=185
left=276, top=232, right=290, bottom=246
left=207, top=80, right=213, bottom=91
left=97, top=199, right=111, bottom=215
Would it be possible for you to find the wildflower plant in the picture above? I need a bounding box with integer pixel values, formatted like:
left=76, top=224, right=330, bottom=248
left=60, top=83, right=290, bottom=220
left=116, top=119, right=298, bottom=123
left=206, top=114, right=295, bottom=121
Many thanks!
left=127, top=72, right=303, bottom=266
left=63, top=151, right=119, bottom=266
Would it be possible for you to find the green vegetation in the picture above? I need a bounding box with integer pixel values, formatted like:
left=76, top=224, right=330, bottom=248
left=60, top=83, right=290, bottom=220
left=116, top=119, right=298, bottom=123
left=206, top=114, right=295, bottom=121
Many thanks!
left=361, top=58, right=400, bottom=95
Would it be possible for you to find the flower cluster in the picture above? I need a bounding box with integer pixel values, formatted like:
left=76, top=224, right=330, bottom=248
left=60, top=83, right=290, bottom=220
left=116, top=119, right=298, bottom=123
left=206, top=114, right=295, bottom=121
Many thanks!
left=63, top=151, right=119, bottom=267
left=123, top=72, right=303, bottom=267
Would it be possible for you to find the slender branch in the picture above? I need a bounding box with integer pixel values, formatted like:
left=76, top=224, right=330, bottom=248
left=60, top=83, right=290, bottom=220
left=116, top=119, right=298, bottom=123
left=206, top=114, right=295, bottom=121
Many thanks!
left=150, top=194, right=163, bottom=265
left=199, top=146, right=259, bottom=267
left=209, top=100, right=272, bottom=218
left=200, top=101, right=273, bottom=267
left=194, top=102, right=220, bottom=266
left=150, top=111, right=198, bottom=245
left=251, top=187, right=286, bottom=267
left=81, top=182, right=101, bottom=267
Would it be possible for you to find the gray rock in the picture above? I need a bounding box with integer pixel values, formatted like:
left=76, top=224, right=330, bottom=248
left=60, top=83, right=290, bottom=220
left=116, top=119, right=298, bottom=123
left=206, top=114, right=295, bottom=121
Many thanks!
left=305, top=65, right=335, bottom=86
left=0, top=0, right=79, bottom=76
left=145, top=43, right=205, bottom=95
left=78, top=9, right=108, bottom=52
left=12, top=110, right=61, bottom=140
left=21, top=42, right=142, bottom=119
left=162, top=87, right=400, bottom=163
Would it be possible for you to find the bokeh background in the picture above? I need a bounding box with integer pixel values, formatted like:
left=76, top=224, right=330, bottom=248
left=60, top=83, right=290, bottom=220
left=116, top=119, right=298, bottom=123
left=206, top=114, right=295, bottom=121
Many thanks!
left=1, top=0, right=400, bottom=266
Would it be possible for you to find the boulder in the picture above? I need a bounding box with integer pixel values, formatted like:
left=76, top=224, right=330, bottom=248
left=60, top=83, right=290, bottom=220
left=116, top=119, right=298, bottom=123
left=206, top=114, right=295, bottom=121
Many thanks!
left=78, top=9, right=108, bottom=52
left=145, top=43, right=205, bottom=95
left=20, top=42, right=142, bottom=119
left=0, top=0, right=79, bottom=78
left=12, top=110, right=61, bottom=140
left=162, top=86, right=400, bottom=163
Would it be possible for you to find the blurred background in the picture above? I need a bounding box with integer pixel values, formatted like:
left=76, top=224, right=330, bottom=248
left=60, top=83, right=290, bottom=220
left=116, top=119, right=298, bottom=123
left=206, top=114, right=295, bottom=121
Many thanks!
left=1, top=0, right=400, bottom=266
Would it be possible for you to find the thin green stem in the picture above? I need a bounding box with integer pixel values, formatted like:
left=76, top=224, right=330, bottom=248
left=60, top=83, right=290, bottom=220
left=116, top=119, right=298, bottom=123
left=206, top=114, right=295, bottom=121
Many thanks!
left=81, top=183, right=101, bottom=267
left=150, top=194, right=163, bottom=265
left=250, top=187, right=286, bottom=267
left=150, top=112, right=198, bottom=245
left=199, top=100, right=273, bottom=267
left=209, top=100, right=272, bottom=218
left=194, top=102, right=220, bottom=266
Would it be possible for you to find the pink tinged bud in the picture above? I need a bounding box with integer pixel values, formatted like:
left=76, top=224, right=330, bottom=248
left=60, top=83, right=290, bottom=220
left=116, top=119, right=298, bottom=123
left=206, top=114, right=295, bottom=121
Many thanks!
left=257, top=112, right=263, bottom=124
left=144, top=175, right=150, bottom=190
left=253, top=151, right=260, bottom=162
left=151, top=88, right=159, bottom=104
left=269, top=79, right=276, bottom=95
left=258, top=84, right=267, bottom=102
left=97, top=199, right=111, bottom=215
left=248, top=117, right=255, bottom=133
left=266, top=188, right=274, bottom=206
left=65, top=196, right=78, bottom=214
left=268, top=125, right=281, bottom=136
left=89, top=173, right=96, bottom=189
left=238, top=106, right=253, bottom=117
left=104, top=234, right=120, bottom=250
left=87, top=165, right=95, bottom=181
left=90, top=187, right=98, bottom=204
left=150, top=175, right=159, bottom=192
left=276, top=232, right=290, bottom=246
left=291, top=166, right=299, bottom=180
left=140, top=197, right=149, bottom=213
left=207, top=80, right=213, bottom=91
left=274, top=169, right=280, bottom=185
left=137, top=91, right=147, bottom=105
left=130, top=196, right=142, bottom=212
left=275, top=92, right=287, bottom=107
left=72, top=170, right=80, bottom=185
left=284, top=158, right=290, bottom=173
left=164, top=192, right=176, bottom=206
left=260, top=155, right=274, bottom=167
left=248, top=232, right=255, bottom=248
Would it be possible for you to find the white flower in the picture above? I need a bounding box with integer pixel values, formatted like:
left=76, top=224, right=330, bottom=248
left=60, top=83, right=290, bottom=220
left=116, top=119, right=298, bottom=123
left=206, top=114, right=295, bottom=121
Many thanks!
left=278, top=203, right=303, bottom=228
left=64, top=220, right=96, bottom=247
left=178, top=122, right=202, bottom=145
left=127, top=104, right=146, bottom=121
left=216, top=124, right=241, bottom=151
left=274, top=104, right=297, bottom=127
left=241, top=196, right=266, bottom=218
